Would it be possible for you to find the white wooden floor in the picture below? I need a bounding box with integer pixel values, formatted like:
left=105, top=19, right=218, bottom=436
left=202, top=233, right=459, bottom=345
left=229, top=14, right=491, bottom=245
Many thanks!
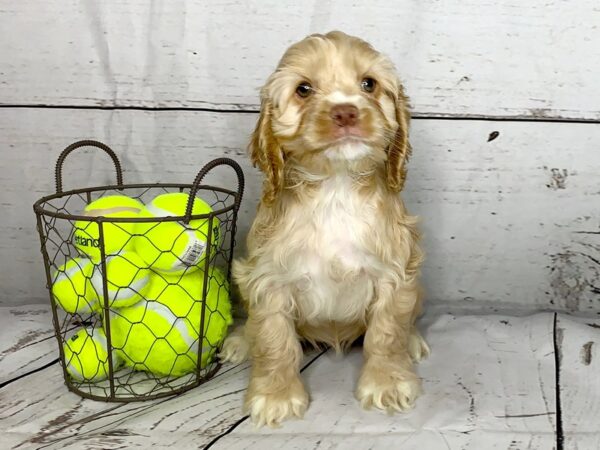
left=1, top=306, right=598, bottom=450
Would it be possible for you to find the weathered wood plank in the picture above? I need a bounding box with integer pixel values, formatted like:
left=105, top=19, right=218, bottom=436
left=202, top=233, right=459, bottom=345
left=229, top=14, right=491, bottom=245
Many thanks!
left=563, top=436, right=600, bottom=450
left=1, top=314, right=556, bottom=449
left=556, top=315, right=600, bottom=449
left=1, top=1, right=599, bottom=119
left=209, top=314, right=557, bottom=449
left=205, top=432, right=554, bottom=450
left=2, top=108, right=599, bottom=310
left=0, top=349, right=321, bottom=449
left=0, top=305, right=58, bottom=384
left=0, top=360, right=250, bottom=449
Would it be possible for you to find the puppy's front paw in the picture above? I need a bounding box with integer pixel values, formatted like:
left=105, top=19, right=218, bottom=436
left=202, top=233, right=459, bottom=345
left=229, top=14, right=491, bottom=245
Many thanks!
left=356, top=362, right=422, bottom=413
left=245, top=377, right=309, bottom=427
left=408, top=328, right=430, bottom=363
left=219, top=333, right=249, bottom=364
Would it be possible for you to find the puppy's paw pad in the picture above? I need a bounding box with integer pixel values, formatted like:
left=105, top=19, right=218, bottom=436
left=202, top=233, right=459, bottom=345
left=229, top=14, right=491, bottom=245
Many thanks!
left=356, top=372, right=421, bottom=413
left=219, top=335, right=250, bottom=364
left=408, top=330, right=430, bottom=363
left=246, top=384, right=309, bottom=427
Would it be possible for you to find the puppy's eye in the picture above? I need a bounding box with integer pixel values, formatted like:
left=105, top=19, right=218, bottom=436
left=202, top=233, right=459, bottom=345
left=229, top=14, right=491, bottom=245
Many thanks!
left=295, top=82, right=313, bottom=98
left=361, top=77, right=376, bottom=93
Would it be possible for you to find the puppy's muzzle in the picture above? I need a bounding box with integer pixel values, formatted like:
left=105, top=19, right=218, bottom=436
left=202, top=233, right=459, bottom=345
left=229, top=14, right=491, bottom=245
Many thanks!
left=330, top=104, right=359, bottom=128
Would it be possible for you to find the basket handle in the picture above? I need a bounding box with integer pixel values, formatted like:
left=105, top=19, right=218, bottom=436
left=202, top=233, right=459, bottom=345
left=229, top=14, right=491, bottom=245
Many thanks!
left=55, top=140, right=123, bottom=193
left=184, top=158, right=245, bottom=223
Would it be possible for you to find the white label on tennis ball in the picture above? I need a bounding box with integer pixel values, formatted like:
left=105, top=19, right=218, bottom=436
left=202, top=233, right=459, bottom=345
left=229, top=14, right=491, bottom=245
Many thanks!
left=144, top=202, right=208, bottom=269
left=180, top=232, right=207, bottom=267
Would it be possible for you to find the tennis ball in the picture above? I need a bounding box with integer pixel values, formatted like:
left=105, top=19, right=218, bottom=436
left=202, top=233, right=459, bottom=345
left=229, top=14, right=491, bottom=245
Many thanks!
left=63, top=327, right=122, bottom=381
left=108, top=268, right=232, bottom=377
left=73, top=195, right=144, bottom=262
left=133, top=192, right=220, bottom=276
left=51, top=257, right=100, bottom=314
left=91, top=251, right=151, bottom=309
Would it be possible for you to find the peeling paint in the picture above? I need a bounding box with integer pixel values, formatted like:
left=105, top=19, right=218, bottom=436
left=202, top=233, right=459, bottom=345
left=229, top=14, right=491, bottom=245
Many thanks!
left=529, top=108, right=552, bottom=118
left=580, top=341, right=594, bottom=365
left=546, top=168, right=568, bottom=190
left=549, top=252, right=589, bottom=311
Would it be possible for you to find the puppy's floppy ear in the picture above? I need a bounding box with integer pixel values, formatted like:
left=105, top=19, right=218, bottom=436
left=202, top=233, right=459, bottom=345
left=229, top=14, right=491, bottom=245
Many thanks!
left=250, top=89, right=285, bottom=205
left=386, top=84, right=412, bottom=192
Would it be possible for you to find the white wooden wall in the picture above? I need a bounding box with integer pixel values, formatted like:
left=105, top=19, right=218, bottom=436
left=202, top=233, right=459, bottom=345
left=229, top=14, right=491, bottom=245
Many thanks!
left=1, top=0, right=599, bottom=312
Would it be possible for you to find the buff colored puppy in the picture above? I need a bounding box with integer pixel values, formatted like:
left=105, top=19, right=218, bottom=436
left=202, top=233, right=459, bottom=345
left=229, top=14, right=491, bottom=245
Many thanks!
left=220, top=31, right=429, bottom=427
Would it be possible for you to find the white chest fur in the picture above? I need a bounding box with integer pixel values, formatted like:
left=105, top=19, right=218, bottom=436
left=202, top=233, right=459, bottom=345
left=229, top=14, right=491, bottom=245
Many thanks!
left=276, top=173, right=382, bottom=324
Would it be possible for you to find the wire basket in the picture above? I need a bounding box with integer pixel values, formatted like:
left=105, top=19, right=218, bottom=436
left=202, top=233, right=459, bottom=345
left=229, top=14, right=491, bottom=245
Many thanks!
left=33, top=140, right=244, bottom=401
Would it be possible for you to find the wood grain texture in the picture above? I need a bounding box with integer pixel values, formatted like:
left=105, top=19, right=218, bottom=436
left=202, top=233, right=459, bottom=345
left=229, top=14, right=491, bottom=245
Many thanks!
left=0, top=361, right=250, bottom=449
left=211, top=314, right=556, bottom=449
left=206, top=432, right=555, bottom=450
left=0, top=304, right=58, bottom=384
left=1, top=1, right=599, bottom=119
left=556, top=315, right=600, bottom=449
left=0, top=313, right=557, bottom=449
left=0, top=349, right=321, bottom=449
left=2, top=108, right=599, bottom=310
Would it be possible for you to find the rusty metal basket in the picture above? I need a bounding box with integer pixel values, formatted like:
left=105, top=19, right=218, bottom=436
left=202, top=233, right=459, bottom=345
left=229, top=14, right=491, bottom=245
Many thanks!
left=33, top=140, right=244, bottom=401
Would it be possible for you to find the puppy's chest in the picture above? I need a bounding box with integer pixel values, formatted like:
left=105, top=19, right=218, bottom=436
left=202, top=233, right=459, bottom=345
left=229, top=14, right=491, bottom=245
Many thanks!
left=284, top=177, right=382, bottom=322
left=295, top=177, right=377, bottom=264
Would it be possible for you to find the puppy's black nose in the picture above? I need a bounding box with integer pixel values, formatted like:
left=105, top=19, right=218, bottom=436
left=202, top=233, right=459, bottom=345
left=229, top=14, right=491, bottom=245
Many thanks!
left=330, top=104, right=359, bottom=127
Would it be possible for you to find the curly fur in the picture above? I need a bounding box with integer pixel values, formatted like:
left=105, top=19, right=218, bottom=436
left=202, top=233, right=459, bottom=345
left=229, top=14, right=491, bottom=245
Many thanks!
left=220, top=31, right=429, bottom=427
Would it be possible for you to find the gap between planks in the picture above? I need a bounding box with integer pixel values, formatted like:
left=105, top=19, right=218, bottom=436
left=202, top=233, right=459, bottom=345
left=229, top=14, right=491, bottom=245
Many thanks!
left=0, top=358, right=59, bottom=389
left=1, top=103, right=600, bottom=124
left=554, top=312, right=564, bottom=450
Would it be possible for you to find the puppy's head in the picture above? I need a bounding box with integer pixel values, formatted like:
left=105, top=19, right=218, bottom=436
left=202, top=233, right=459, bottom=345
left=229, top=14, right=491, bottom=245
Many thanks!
left=251, top=31, right=411, bottom=203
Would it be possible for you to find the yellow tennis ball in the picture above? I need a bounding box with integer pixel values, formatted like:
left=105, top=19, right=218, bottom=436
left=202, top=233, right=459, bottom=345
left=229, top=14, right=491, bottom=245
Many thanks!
left=51, top=257, right=100, bottom=314
left=108, top=268, right=232, bottom=377
left=201, top=268, right=233, bottom=354
left=63, top=327, right=122, bottom=381
left=73, top=195, right=144, bottom=262
left=133, top=193, right=220, bottom=276
left=91, top=251, right=152, bottom=309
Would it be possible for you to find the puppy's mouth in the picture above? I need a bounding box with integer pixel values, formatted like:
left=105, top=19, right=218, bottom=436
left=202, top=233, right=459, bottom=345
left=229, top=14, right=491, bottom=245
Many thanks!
left=331, top=126, right=365, bottom=141
left=328, top=129, right=382, bottom=153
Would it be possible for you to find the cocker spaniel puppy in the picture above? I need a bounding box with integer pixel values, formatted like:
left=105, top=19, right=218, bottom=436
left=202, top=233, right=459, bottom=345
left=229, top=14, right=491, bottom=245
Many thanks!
left=220, top=31, right=429, bottom=427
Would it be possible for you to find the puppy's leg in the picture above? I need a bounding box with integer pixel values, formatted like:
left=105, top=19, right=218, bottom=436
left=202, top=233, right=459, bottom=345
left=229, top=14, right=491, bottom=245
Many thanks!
left=220, top=258, right=253, bottom=364
left=219, top=325, right=250, bottom=364
left=407, top=290, right=429, bottom=363
left=356, top=283, right=422, bottom=412
left=245, top=295, right=308, bottom=427
left=408, top=327, right=430, bottom=363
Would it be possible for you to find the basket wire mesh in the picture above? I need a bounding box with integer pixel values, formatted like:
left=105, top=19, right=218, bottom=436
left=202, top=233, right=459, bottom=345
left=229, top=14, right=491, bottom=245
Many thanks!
left=33, top=140, right=244, bottom=401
